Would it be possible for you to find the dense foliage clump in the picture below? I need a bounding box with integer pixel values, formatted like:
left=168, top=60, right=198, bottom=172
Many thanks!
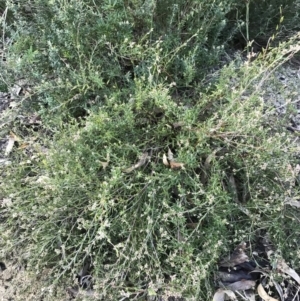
left=1, top=0, right=300, bottom=299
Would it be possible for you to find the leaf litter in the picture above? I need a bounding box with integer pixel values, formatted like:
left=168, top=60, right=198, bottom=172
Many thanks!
left=257, top=283, right=279, bottom=301
left=226, top=279, right=255, bottom=291
left=219, top=242, right=249, bottom=268
left=162, top=148, right=185, bottom=169
left=215, top=239, right=300, bottom=301
left=123, top=152, right=149, bottom=173
left=4, top=132, right=20, bottom=156
left=213, top=288, right=237, bottom=301
left=276, top=258, right=300, bottom=285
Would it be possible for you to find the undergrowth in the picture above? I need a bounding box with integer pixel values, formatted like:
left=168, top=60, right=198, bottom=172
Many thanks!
left=1, top=1, right=300, bottom=300
left=2, top=39, right=300, bottom=299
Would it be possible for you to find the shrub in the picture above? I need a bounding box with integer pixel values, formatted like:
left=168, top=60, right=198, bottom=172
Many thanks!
left=1, top=0, right=300, bottom=299
left=1, top=0, right=234, bottom=120
left=2, top=34, right=300, bottom=299
left=2, top=0, right=299, bottom=121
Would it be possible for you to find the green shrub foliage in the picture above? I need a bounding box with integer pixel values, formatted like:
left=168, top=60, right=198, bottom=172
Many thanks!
left=1, top=0, right=300, bottom=299
left=3, top=0, right=234, bottom=117
left=3, top=45, right=300, bottom=298
left=3, top=0, right=299, bottom=118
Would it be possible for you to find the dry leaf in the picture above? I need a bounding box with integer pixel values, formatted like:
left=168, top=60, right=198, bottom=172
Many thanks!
left=18, top=143, right=29, bottom=150
left=257, top=283, right=279, bottom=301
left=170, top=161, right=185, bottom=169
left=213, top=289, right=225, bottom=301
left=163, top=153, right=169, bottom=166
left=277, top=258, right=300, bottom=284
left=219, top=270, right=252, bottom=283
left=213, top=288, right=237, bottom=301
left=123, top=152, right=149, bottom=173
left=4, top=137, right=15, bottom=156
left=10, top=132, right=21, bottom=141
left=227, top=280, right=255, bottom=291
left=4, top=132, right=20, bottom=156
left=250, top=269, right=269, bottom=277
left=167, top=148, right=174, bottom=161
left=219, top=242, right=249, bottom=267
left=273, top=281, right=284, bottom=301
left=163, top=148, right=185, bottom=169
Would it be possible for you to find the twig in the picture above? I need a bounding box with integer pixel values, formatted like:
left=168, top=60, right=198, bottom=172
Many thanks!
left=292, top=286, right=300, bottom=301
